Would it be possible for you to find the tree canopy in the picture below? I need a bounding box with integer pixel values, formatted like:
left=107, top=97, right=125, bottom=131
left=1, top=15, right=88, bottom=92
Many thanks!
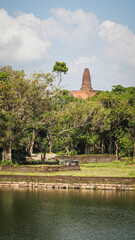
left=53, top=62, right=68, bottom=85
left=0, top=67, right=134, bottom=163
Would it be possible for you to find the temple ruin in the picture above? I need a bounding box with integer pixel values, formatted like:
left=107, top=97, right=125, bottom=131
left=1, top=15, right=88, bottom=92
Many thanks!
left=70, top=68, right=98, bottom=99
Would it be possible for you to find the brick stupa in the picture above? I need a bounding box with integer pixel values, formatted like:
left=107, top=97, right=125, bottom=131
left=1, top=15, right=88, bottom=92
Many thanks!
left=70, top=68, right=98, bottom=99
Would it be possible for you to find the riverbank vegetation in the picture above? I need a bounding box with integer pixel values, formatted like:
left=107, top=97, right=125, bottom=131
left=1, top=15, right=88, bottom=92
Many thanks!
left=0, top=66, right=135, bottom=163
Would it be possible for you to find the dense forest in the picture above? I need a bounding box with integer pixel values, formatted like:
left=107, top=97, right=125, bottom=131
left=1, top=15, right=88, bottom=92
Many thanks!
left=0, top=66, right=135, bottom=163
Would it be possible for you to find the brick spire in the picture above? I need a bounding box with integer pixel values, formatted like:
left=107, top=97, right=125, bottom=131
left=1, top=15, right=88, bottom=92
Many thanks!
left=81, top=68, right=92, bottom=90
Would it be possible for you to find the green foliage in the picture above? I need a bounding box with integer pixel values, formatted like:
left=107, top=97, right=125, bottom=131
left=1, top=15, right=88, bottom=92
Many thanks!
left=112, top=85, right=126, bottom=94
left=119, top=135, right=133, bottom=157
left=69, top=149, right=77, bottom=156
left=0, top=66, right=56, bottom=162
left=1, top=160, right=13, bottom=166
left=53, top=62, right=68, bottom=74
left=14, top=162, right=20, bottom=166
left=53, top=62, right=68, bottom=85
left=0, top=65, right=134, bottom=163
left=56, top=151, right=67, bottom=156
left=128, top=170, right=135, bottom=177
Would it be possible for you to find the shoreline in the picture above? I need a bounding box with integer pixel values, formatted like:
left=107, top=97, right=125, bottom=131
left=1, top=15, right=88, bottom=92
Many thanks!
left=0, top=181, right=134, bottom=191
left=0, top=175, right=135, bottom=191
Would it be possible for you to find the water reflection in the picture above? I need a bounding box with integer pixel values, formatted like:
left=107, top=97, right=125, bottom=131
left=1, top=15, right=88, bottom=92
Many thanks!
left=0, top=188, right=135, bottom=240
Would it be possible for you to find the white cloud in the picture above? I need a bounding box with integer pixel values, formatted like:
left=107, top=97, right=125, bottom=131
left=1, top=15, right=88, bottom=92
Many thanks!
left=0, top=8, right=51, bottom=63
left=41, top=8, right=99, bottom=49
left=0, top=7, right=135, bottom=90
left=50, top=8, right=99, bottom=41
left=100, top=20, right=135, bottom=67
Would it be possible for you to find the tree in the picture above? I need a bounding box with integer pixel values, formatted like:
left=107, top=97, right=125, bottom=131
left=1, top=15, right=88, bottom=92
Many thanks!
left=0, top=66, right=55, bottom=163
left=112, top=85, right=126, bottom=94
left=1, top=66, right=134, bottom=163
left=53, top=98, right=95, bottom=153
left=23, top=72, right=54, bottom=158
left=91, top=93, right=111, bottom=154
left=0, top=66, right=29, bottom=161
left=53, top=62, right=68, bottom=85
left=128, top=120, right=135, bottom=160
left=92, top=90, right=134, bottom=160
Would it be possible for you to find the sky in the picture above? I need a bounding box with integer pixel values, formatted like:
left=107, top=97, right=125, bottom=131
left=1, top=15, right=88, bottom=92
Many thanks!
left=0, top=0, right=135, bottom=91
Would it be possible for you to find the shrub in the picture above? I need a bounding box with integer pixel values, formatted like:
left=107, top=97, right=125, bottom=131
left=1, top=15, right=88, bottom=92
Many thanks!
left=69, top=150, right=77, bottom=156
left=56, top=151, right=66, bottom=156
left=1, top=160, right=13, bottom=166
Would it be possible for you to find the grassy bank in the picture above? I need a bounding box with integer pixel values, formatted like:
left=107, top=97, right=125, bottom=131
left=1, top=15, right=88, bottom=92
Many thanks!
left=0, top=161, right=135, bottom=177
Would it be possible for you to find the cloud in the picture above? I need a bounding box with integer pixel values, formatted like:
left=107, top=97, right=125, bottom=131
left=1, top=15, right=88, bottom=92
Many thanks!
left=0, top=7, right=135, bottom=90
left=100, top=20, right=135, bottom=67
left=0, top=8, right=51, bottom=63
left=50, top=8, right=99, bottom=41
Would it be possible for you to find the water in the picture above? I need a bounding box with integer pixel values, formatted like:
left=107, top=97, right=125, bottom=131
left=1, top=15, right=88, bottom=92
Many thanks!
left=0, top=188, right=135, bottom=240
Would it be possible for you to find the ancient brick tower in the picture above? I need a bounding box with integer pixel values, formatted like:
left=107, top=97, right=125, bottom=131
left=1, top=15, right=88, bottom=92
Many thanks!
left=81, top=68, right=93, bottom=90
left=70, top=68, right=98, bottom=99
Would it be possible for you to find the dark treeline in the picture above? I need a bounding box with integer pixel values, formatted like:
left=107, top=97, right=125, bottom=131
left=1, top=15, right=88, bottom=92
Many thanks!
left=0, top=66, right=135, bottom=163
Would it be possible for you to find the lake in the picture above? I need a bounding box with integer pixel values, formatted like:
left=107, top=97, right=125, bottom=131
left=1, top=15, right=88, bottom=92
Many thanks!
left=0, top=188, right=135, bottom=240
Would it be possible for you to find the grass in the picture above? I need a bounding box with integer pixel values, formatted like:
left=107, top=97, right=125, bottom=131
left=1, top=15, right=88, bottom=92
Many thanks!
left=0, top=161, right=135, bottom=177
left=79, top=161, right=135, bottom=177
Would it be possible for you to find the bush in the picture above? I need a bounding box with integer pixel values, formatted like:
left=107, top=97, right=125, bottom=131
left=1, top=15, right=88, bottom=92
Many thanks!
left=14, top=162, right=20, bottom=166
left=69, top=150, right=77, bottom=156
left=1, top=160, right=13, bottom=166
left=56, top=151, right=67, bottom=156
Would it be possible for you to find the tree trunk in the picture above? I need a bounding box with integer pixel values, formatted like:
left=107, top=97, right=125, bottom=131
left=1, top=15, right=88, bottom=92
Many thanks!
left=2, top=145, right=12, bottom=161
left=65, top=146, right=70, bottom=156
left=100, top=139, right=103, bottom=154
left=41, top=145, right=46, bottom=164
left=59, top=72, right=62, bottom=85
left=85, top=144, right=87, bottom=154
left=108, top=140, right=112, bottom=154
left=85, top=143, right=90, bottom=154
left=133, top=140, right=135, bottom=160
left=41, top=152, right=45, bottom=164
left=115, top=140, right=119, bottom=161
left=29, top=129, right=37, bottom=156
left=101, top=141, right=104, bottom=154
left=49, top=140, right=53, bottom=153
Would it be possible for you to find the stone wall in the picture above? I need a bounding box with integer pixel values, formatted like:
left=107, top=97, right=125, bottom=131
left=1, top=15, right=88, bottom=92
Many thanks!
left=57, top=154, right=117, bottom=163
left=0, top=181, right=134, bottom=191
left=1, top=165, right=80, bottom=173
left=70, top=90, right=98, bottom=99
left=26, top=154, right=118, bottom=163
left=0, top=175, right=135, bottom=185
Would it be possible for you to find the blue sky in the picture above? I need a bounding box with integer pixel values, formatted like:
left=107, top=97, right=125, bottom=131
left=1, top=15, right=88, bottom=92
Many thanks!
left=0, top=0, right=135, bottom=91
